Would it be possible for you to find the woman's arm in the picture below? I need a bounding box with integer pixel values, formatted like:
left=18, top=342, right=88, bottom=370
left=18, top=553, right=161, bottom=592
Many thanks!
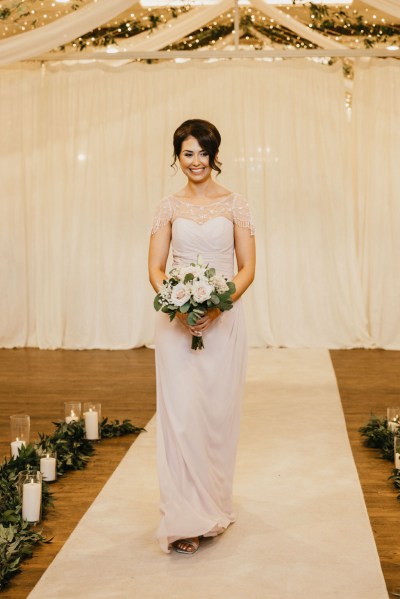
left=232, top=225, right=256, bottom=302
left=148, top=224, right=171, bottom=293
left=148, top=224, right=197, bottom=334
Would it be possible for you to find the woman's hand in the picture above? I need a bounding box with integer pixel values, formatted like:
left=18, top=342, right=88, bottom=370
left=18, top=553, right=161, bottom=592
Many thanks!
left=176, top=308, right=221, bottom=337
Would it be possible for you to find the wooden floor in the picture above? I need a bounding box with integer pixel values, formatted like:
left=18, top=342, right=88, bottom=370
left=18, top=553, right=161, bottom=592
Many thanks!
left=0, top=348, right=156, bottom=599
left=330, top=349, right=400, bottom=596
left=0, top=347, right=399, bottom=597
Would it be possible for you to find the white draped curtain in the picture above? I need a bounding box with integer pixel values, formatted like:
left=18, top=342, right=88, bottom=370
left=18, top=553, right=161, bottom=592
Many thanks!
left=352, top=59, right=400, bottom=348
left=0, top=59, right=399, bottom=349
left=0, top=0, right=140, bottom=65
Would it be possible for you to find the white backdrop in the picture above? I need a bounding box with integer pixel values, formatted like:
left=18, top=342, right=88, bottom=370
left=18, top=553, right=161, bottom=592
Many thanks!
left=352, top=59, right=400, bottom=348
left=0, top=59, right=398, bottom=349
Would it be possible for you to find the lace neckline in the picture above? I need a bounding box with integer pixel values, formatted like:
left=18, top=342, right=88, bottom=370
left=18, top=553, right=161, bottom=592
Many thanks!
left=169, top=192, right=235, bottom=207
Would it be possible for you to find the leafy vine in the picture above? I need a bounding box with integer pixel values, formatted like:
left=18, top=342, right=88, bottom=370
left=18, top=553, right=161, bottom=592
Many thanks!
left=0, top=417, right=145, bottom=590
left=359, top=415, right=400, bottom=501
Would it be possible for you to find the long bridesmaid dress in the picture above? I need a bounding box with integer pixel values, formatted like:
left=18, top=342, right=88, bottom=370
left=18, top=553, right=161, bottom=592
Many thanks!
left=151, top=193, right=255, bottom=553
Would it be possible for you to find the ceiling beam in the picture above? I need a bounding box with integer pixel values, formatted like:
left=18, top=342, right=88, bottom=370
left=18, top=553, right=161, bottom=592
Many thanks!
left=24, top=48, right=400, bottom=62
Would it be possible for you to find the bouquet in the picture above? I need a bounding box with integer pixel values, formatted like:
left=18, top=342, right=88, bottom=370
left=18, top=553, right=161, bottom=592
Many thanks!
left=154, top=257, right=236, bottom=350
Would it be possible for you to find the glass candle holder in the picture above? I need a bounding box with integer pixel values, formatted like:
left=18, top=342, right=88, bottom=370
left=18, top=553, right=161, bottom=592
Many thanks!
left=83, top=403, right=101, bottom=441
left=18, top=469, right=42, bottom=523
left=10, top=414, right=30, bottom=458
left=39, top=450, right=57, bottom=482
left=387, top=408, right=400, bottom=432
left=395, top=436, right=400, bottom=470
left=64, top=402, right=81, bottom=424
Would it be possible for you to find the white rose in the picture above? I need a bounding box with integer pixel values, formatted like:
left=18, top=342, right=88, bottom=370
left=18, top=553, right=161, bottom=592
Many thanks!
left=192, top=279, right=214, bottom=303
left=170, top=283, right=191, bottom=307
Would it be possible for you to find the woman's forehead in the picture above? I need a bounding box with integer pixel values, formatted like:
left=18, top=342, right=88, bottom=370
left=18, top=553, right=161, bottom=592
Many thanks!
left=181, top=136, right=203, bottom=152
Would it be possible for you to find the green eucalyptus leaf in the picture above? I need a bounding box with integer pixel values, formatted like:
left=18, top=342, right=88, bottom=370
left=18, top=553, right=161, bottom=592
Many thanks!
left=153, top=295, right=162, bottom=310
left=187, top=313, right=198, bottom=326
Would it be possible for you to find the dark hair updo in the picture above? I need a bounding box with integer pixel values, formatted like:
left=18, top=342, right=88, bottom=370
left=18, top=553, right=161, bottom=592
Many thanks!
left=171, top=119, right=222, bottom=175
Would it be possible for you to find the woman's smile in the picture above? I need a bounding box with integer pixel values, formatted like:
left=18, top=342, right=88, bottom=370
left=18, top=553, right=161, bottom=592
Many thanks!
left=179, top=136, right=212, bottom=182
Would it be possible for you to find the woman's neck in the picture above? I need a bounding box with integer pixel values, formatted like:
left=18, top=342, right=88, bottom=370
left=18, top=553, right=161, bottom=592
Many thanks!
left=183, top=179, right=219, bottom=199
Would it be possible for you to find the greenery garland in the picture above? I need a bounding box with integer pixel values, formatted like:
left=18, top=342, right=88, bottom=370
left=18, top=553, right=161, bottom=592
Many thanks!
left=307, top=2, right=400, bottom=49
left=359, top=415, right=400, bottom=500
left=68, top=3, right=400, bottom=54
left=0, top=0, right=84, bottom=23
left=0, top=417, right=145, bottom=590
left=2, top=2, right=400, bottom=55
left=359, top=415, right=394, bottom=461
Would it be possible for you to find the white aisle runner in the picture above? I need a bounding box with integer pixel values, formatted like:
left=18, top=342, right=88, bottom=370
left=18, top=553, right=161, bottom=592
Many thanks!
left=28, top=349, right=388, bottom=599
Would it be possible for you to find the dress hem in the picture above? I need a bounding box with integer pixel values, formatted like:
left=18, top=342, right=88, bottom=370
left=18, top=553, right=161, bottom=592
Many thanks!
left=157, top=516, right=236, bottom=554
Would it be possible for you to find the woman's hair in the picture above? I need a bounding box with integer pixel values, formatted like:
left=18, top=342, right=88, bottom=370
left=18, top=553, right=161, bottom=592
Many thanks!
left=171, top=119, right=222, bottom=175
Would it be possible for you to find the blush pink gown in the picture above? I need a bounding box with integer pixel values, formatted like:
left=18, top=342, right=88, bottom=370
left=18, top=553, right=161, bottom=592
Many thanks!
left=151, top=193, right=255, bottom=553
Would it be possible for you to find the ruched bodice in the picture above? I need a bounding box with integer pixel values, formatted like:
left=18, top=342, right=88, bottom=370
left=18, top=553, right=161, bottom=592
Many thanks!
left=172, top=217, right=235, bottom=280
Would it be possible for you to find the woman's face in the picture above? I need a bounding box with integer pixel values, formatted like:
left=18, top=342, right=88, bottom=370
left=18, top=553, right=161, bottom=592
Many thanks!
left=178, top=135, right=213, bottom=184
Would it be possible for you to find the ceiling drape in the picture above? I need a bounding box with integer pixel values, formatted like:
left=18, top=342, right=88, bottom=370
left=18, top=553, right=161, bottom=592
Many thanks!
left=0, top=0, right=150, bottom=66
left=363, top=0, right=400, bottom=20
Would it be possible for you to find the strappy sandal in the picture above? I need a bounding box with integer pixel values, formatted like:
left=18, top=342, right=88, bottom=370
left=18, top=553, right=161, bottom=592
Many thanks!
left=172, top=537, right=200, bottom=555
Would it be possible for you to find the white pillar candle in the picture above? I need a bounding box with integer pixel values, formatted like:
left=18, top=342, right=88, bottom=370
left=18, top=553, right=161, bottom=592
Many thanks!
left=22, top=480, right=42, bottom=522
left=40, top=455, right=56, bottom=482
left=11, top=438, right=25, bottom=458
left=65, top=410, right=79, bottom=424
left=389, top=421, right=400, bottom=432
left=395, top=452, right=400, bottom=470
left=84, top=409, right=99, bottom=440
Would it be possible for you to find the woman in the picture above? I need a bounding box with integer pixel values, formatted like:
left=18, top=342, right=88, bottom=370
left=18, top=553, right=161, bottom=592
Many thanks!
left=148, top=119, right=255, bottom=555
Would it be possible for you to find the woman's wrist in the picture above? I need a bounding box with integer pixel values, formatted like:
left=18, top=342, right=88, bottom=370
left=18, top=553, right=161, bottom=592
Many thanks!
left=210, top=307, right=221, bottom=320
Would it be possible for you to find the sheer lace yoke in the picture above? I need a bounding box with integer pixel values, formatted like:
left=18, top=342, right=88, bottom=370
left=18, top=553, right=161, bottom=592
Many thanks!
left=151, top=193, right=255, bottom=236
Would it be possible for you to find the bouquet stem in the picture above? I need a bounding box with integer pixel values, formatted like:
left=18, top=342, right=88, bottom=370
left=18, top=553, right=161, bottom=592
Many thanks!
left=191, top=335, right=204, bottom=350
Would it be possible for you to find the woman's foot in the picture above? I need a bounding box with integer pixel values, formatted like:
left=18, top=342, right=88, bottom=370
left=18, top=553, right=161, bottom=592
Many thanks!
left=172, top=536, right=200, bottom=555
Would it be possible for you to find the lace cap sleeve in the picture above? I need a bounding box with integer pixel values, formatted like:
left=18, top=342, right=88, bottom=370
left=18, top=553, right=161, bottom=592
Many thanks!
left=233, top=194, right=255, bottom=236
left=150, top=197, right=173, bottom=235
